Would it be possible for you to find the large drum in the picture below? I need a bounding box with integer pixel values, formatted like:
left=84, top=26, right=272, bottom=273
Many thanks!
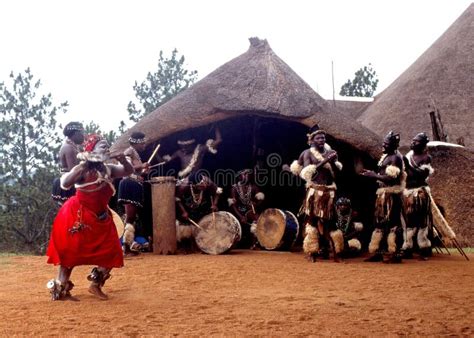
left=194, top=211, right=242, bottom=255
left=256, top=209, right=299, bottom=250
left=150, top=176, right=177, bottom=255
left=110, top=207, right=124, bottom=239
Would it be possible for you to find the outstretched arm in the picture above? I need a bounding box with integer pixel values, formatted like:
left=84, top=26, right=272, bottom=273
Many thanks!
left=109, top=153, right=134, bottom=178
left=361, top=156, right=403, bottom=184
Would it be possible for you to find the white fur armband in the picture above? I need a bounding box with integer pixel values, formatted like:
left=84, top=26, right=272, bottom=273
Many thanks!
left=216, top=187, right=223, bottom=194
left=206, top=139, right=218, bottom=154
left=300, top=164, right=317, bottom=182
left=290, top=160, right=303, bottom=176
left=335, top=161, right=343, bottom=171
left=385, top=165, right=401, bottom=178
left=420, top=164, right=434, bottom=175
left=255, top=192, right=265, bottom=201
left=227, top=198, right=236, bottom=206
left=353, top=222, right=363, bottom=231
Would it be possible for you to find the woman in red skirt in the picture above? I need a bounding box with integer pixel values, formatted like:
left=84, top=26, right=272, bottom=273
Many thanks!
left=47, top=134, right=133, bottom=301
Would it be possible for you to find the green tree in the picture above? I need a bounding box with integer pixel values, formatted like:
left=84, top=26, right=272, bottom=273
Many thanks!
left=339, top=64, right=379, bottom=97
left=0, top=69, right=68, bottom=253
left=127, top=49, right=198, bottom=122
left=83, top=120, right=120, bottom=145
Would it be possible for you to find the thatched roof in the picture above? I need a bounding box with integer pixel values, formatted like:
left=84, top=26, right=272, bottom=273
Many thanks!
left=112, top=38, right=381, bottom=158
left=328, top=99, right=372, bottom=119
left=426, top=145, right=474, bottom=246
left=358, top=4, right=474, bottom=148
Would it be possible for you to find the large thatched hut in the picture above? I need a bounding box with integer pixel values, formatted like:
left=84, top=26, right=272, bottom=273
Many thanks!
left=113, top=38, right=383, bottom=229
left=358, top=4, right=474, bottom=148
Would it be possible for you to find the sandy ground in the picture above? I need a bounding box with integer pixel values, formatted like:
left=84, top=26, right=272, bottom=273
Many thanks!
left=0, top=250, right=472, bottom=336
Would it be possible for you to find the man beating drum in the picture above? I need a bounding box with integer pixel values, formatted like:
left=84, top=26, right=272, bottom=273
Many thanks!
left=175, top=173, right=223, bottom=252
left=290, top=128, right=344, bottom=262
left=228, top=169, right=265, bottom=249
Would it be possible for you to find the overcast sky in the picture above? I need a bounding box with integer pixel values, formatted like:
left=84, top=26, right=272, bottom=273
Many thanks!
left=0, top=0, right=471, bottom=131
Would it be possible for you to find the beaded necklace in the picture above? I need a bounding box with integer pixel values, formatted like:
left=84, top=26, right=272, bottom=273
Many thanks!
left=336, top=209, right=352, bottom=233
left=190, top=185, right=204, bottom=206
left=236, top=183, right=252, bottom=206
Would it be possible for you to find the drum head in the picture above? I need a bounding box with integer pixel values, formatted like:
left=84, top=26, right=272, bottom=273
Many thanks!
left=256, top=208, right=286, bottom=250
left=195, top=211, right=241, bottom=255
left=109, top=208, right=125, bottom=238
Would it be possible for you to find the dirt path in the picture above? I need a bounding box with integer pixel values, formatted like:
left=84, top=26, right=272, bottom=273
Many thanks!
left=0, top=251, right=472, bottom=336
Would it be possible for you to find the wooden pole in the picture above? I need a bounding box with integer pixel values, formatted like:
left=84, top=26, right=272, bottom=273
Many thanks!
left=150, top=176, right=177, bottom=254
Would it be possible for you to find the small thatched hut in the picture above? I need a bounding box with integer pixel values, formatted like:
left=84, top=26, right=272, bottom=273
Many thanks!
left=113, top=38, right=383, bottom=228
left=358, top=4, right=474, bottom=148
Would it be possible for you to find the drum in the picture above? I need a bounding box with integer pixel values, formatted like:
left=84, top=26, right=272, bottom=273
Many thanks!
left=150, top=176, right=177, bottom=255
left=256, top=208, right=299, bottom=250
left=109, top=207, right=125, bottom=239
left=194, top=211, right=242, bottom=255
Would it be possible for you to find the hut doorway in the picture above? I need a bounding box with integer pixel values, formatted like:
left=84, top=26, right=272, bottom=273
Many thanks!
left=150, top=114, right=377, bottom=241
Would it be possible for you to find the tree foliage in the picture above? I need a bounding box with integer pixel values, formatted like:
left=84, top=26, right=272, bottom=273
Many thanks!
left=339, top=64, right=379, bottom=97
left=127, top=49, right=198, bottom=122
left=0, top=69, right=67, bottom=253
left=83, top=120, right=120, bottom=145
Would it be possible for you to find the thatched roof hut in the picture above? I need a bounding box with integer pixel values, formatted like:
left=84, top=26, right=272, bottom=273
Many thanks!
left=358, top=4, right=474, bottom=148
left=113, top=38, right=381, bottom=158
left=112, top=38, right=384, bottom=228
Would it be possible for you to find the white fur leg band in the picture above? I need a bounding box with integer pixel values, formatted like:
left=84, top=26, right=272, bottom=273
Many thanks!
left=330, top=229, right=344, bottom=254
left=303, top=225, right=319, bottom=254
left=402, top=227, right=415, bottom=250
left=123, top=223, right=135, bottom=245
left=176, top=224, right=193, bottom=242
left=368, top=229, right=383, bottom=254
left=348, top=238, right=362, bottom=251
left=387, top=228, right=397, bottom=253
left=417, top=226, right=431, bottom=249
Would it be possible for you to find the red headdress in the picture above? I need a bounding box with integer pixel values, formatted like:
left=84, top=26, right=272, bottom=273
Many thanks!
left=84, top=134, right=103, bottom=152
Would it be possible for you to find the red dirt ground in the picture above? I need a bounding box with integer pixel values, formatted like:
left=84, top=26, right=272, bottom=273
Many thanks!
left=0, top=251, right=472, bottom=336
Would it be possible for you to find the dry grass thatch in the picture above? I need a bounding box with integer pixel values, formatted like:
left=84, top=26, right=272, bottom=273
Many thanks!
left=112, top=38, right=381, bottom=158
left=426, top=145, right=474, bottom=246
left=328, top=99, right=372, bottom=120
left=358, top=4, right=474, bottom=148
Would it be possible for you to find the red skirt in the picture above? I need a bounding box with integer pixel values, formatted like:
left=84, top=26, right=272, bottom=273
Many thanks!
left=47, top=183, right=124, bottom=269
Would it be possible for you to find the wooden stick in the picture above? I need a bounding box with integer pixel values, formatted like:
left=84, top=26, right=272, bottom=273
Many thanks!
left=188, top=217, right=202, bottom=230
left=432, top=223, right=451, bottom=255
left=149, top=161, right=166, bottom=169
left=147, top=144, right=161, bottom=164
left=453, top=238, right=470, bottom=261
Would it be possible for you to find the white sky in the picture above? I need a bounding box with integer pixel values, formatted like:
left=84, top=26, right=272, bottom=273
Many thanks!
left=0, top=0, right=471, bottom=131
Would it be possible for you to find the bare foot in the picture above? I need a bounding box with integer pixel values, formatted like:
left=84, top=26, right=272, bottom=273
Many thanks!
left=88, top=284, right=108, bottom=300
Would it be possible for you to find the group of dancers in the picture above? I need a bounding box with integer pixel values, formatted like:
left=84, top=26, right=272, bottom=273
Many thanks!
left=46, top=121, right=448, bottom=301
left=291, top=129, right=438, bottom=263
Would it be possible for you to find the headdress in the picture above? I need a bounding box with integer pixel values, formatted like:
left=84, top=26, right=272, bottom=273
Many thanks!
left=383, top=130, right=400, bottom=147
left=63, top=122, right=84, bottom=137
left=84, top=134, right=103, bottom=152
left=129, top=131, right=146, bottom=144
left=413, top=132, right=429, bottom=145
left=336, top=197, right=351, bottom=207
left=177, top=139, right=196, bottom=146
left=306, top=124, right=326, bottom=144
